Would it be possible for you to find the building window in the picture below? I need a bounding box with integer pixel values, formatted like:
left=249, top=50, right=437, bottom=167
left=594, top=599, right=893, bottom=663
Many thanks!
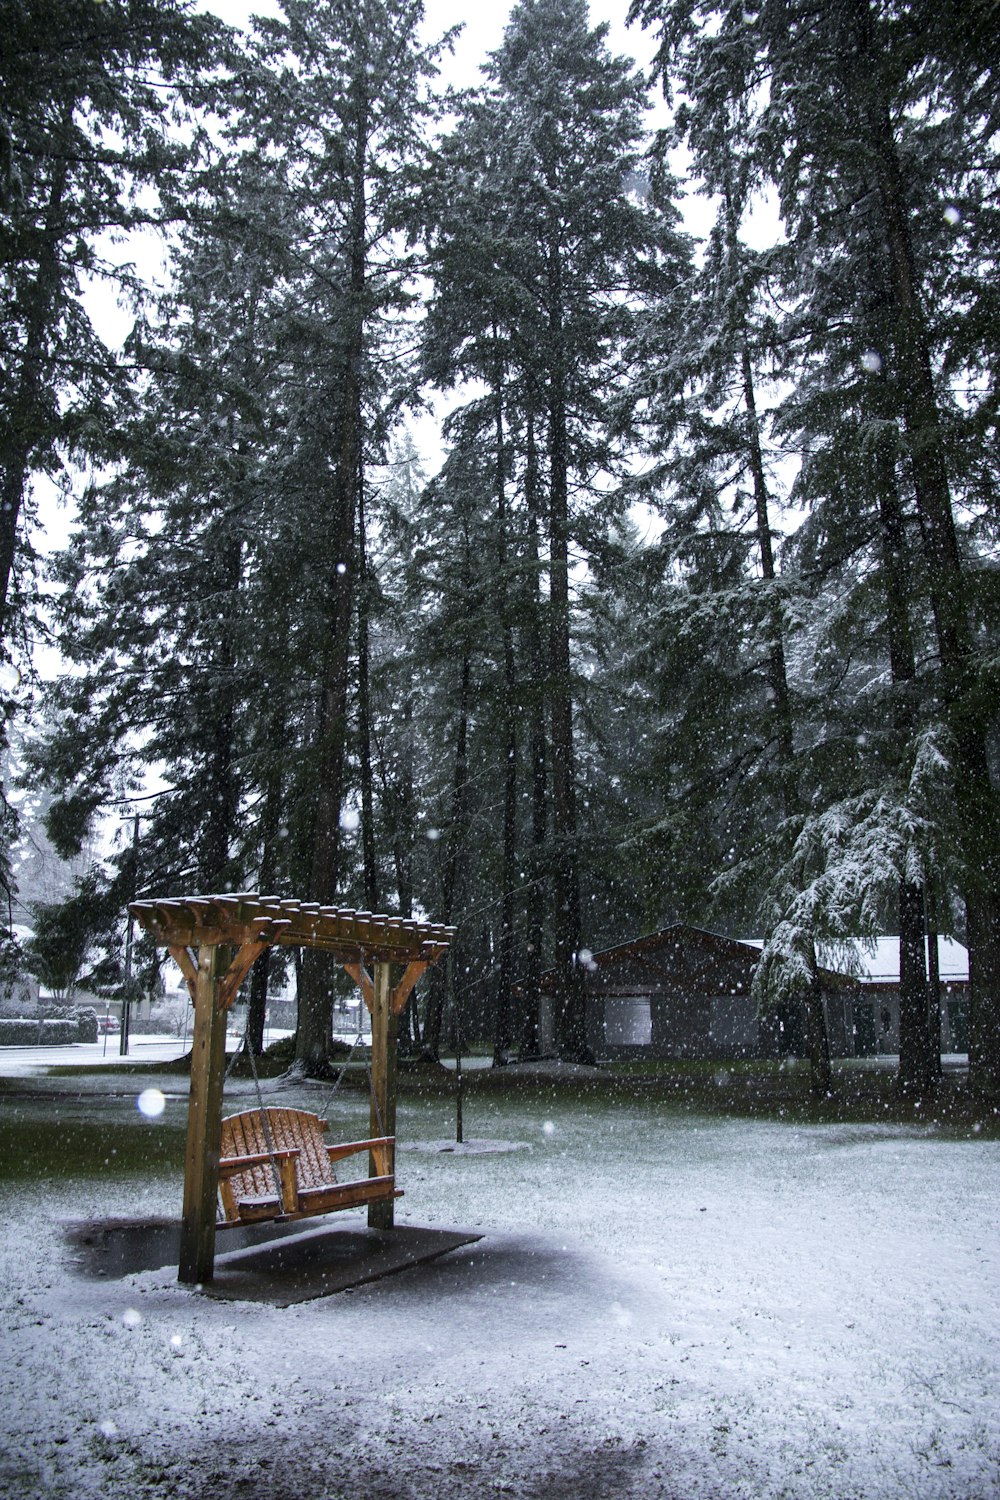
left=604, top=997, right=652, bottom=1046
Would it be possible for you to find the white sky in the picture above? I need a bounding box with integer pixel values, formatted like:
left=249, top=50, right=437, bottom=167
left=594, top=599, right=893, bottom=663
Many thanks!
left=200, top=0, right=665, bottom=90
left=31, top=0, right=692, bottom=608
left=187, top=0, right=709, bottom=487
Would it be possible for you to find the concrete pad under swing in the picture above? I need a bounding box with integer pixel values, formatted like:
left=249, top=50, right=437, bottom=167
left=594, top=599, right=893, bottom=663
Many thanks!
left=200, top=1222, right=483, bottom=1305
left=64, top=1215, right=481, bottom=1305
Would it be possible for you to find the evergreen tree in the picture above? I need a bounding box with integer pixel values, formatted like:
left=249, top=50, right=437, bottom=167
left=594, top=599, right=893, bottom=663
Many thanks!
left=0, top=0, right=227, bottom=960
left=426, top=0, right=688, bottom=1059
left=31, top=143, right=293, bottom=895
left=0, top=0, right=227, bottom=646
left=33, top=0, right=447, bottom=1073
left=238, top=0, right=444, bottom=1073
left=633, top=0, right=1000, bottom=1091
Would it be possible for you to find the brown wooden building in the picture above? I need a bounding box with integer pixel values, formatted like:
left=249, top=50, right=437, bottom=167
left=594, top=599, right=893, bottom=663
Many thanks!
left=539, top=926, right=801, bottom=1061
left=539, top=925, right=969, bottom=1061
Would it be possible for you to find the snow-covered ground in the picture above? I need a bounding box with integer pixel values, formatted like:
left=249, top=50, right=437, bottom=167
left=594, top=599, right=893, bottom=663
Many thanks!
left=0, top=1035, right=198, bottom=1075
left=0, top=1069, right=997, bottom=1499
left=0, top=1031, right=300, bottom=1076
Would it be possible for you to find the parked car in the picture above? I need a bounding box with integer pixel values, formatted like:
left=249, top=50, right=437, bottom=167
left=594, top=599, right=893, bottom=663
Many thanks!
left=97, top=1016, right=120, bottom=1033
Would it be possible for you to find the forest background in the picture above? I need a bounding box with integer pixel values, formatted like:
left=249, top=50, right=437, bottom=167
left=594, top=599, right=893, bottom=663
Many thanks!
left=1, top=0, right=998, bottom=1097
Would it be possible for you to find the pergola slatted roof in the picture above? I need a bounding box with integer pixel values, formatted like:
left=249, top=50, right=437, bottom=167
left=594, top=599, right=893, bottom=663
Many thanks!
left=130, top=893, right=456, bottom=966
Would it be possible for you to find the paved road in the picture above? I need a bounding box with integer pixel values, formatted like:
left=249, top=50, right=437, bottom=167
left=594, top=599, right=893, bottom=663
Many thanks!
left=0, top=1034, right=199, bottom=1075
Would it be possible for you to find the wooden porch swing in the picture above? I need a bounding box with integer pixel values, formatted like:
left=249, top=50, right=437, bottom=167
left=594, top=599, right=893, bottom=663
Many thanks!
left=129, top=894, right=455, bottom=1285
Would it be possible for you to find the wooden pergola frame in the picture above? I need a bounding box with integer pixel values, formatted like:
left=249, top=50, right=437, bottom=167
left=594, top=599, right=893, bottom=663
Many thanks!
left=129, top=893, right=455, bottom=1285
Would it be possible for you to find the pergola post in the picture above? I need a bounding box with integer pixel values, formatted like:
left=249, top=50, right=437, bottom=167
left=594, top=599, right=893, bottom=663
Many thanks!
left=368, top=959, right=397, bottom=1230
left=179, top=943, right=229, bottom=1284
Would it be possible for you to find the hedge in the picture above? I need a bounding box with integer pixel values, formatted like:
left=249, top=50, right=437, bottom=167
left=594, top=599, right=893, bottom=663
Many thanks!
left=0, top=1010, right=98, bottom=1046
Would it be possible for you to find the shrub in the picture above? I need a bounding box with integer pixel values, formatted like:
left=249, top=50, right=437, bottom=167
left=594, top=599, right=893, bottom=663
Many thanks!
left=263, top=1033, right=297, bottom=1064
left=75, top=1007, right=98, bottom=1043
left=147, top=999, right=190, bottom=1038
left=0, top=1018, right=78, bottom=1046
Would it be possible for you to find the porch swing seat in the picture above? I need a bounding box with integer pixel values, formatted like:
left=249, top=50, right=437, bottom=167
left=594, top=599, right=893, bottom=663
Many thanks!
left=217, top=1107, right=400, bottom=1229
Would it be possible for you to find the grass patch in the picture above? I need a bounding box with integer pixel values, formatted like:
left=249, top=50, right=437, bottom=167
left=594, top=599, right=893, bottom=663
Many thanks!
left=3, top=1056, right=996, bottom=1200
left=0, top=1108, right=185, bottom=1184
left=455, top=1058, right=1000, bottom=1134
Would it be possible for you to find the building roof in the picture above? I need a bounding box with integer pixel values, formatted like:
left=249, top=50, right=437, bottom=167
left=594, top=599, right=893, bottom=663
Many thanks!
left=540, top=926, right=968, bottom=991
left=850, top=936, right=969, bottom=985
left=539, top=924, right=784, bottom=990
left=583, top=924, right=763, bottom=971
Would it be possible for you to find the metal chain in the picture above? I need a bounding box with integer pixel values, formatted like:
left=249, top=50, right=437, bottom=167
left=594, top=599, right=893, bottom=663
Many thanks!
left=226, top=1009, right=285, bottom=1211
left=244, top=1030, right=286, bottom=1209
left=318, top=950, right=382, bottom=1137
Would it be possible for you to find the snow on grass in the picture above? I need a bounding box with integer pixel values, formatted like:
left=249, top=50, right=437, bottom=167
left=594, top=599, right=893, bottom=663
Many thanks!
left=0, top=1076, right=997, bottom=1498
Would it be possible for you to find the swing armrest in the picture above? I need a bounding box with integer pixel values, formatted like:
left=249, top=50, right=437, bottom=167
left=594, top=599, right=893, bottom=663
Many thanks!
left=219, top=1148, right=301, bottom=1175
left=325, top=1136, right=395, bottom=1174
left=219, top=1148, right=301, bottom=1219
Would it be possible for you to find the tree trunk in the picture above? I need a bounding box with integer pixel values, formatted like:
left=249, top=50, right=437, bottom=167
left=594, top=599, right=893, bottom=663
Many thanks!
left=871, top=433, right=935, bottom=1096
left=201, top=524, right=242, bottom=893
left=925, top=887, right=943, bottom=1080
left=296, top=71, right=369, bottom=1076
left=246, top=948, right=272, bottom=1058
left=805, top=949, right=832, bottom=1096
left=0, top=148, right=70, bottom=642
left=898, top=879, right=932, bottom=1095
left=246, top=699, right=286, bottom=1056
left=721, top=173, right=832, bottom=1091
left=724, top=179, right=796, bottom=782
left=520, top=400, right=546, bottom=1057
left=357, top=470, right=379, bottom=912
left=546, top=246, right=589, bottom=1062
left=491, top=371, right=518, bottom=1065
left=382, top=692, right=420, bottom=1048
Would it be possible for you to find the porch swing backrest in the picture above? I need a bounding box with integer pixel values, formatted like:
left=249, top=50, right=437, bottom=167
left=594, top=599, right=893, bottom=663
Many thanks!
left=217, top=1107, right=398, bottom=1227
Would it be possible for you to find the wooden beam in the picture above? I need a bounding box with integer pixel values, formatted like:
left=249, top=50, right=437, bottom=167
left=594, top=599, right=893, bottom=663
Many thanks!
left=343, top=959, right=374, bottom=1013
left=178, top=944, right=229, bottom=1285
left=368, top=959, right=397, bottom=1231
left=390, top=958, right=428, bottom=1016
left=168, top=945, right=197, bottom=1004
left=148, top=921, right=256, bottom=949
left=218, top=939, right=269, bottom=1011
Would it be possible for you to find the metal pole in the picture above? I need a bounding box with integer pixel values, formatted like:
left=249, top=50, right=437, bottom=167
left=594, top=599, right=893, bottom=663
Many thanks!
left=453, top=950, right=463, bottom=1145
left=119, top=813, right=140, bottom=1057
